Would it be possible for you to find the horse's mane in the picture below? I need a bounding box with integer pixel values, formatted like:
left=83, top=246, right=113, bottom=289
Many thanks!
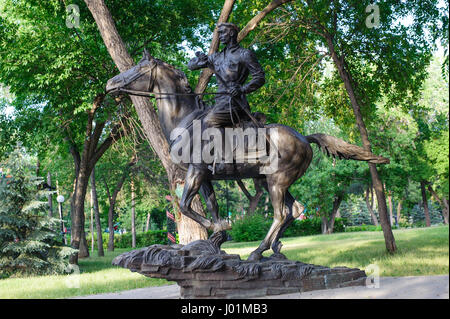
left=154, top=58, right=193, bottom=94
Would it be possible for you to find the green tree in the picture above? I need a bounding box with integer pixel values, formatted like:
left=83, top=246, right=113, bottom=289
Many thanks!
left=0, top=0, right=218, bottom=263
left=255, top=0, right=446, bottom=252
left=0, top=146, right=75, bottom=278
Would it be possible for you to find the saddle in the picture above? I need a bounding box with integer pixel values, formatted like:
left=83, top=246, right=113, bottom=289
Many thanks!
left=169, top=107, right=270, bottom=174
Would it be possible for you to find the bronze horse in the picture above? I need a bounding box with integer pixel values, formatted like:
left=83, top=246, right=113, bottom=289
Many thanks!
left=106, top=50, right=388, bottom=261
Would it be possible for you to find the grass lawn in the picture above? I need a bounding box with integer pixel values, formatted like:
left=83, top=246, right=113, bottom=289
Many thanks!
left=223, top=225, right=449, bottom=277
left=0, top=249, right=170, bottom=299
left=0, top=225, right=448, bottom=298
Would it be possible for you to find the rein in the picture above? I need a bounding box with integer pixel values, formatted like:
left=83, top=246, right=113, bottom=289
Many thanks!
left=117, top=88, right=230, bottom=98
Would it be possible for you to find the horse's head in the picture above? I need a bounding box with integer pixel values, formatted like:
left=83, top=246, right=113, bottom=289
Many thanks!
left=106, top=49, right=156, bottom=96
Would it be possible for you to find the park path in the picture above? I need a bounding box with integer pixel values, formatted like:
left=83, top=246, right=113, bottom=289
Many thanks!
left=74, top=275, right=448, bottom=299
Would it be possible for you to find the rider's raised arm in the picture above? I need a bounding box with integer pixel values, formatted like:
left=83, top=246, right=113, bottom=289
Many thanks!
left=188, top=51, right=213, bottom=71
left=241, top=49, right=265, bottom=94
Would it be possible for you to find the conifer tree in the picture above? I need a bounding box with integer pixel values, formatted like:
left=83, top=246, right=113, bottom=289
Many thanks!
left=0, top=146, right=75, bottom=278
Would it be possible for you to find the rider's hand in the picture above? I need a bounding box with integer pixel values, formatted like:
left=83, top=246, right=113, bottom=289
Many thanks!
left=228, top=86, right=243, bottom=97
left=195, top=51, right=208, bottom=61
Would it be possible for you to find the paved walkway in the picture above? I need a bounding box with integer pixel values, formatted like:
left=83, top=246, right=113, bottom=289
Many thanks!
left=74, top=275, right=448, bottom=299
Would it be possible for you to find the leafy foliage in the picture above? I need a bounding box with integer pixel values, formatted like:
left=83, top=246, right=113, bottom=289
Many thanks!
left=229, top=214, right=346, bottom=242
left=113, top=230, right=167, bottom=249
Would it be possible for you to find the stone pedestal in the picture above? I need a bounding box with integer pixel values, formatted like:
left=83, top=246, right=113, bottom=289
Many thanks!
left=112, top=239, right=366, bottom=299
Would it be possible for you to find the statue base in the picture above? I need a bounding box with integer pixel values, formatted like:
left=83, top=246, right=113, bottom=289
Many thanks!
left=112, top=238, right=367, bottom=299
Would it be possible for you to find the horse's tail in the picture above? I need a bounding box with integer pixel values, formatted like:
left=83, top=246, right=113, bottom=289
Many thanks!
left=306, top=133, right=389, bottom=164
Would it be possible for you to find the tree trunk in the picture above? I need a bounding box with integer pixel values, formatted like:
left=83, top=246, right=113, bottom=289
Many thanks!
left=172, top=182, right=208, bottom=244
left=68, top=94, right=123, bottom=264
left=365, top=186, right=378, bottom=226
left=36, top=159, right=40, bottom=178
left=264, top=194, right=269, bottom=216
left=237, top=180, right=264, bottom=215
left=427, top=184, right=449, bottom=225
left=107, top=203, right=115, bottom=251
left=443, top=198, right=449, bottom=225
left=322, top=195, right=343, bottom=234
left=104, top=167, right=131, bottom=251
left=145, top=212, right=151, bottom=232
left=396, top=200, right=402, bottom=227
left=131, top=179, right=136, bottom=248
left=70, top=170, right=90, bottom=263
left=89, top=187, right=95, bottom=253
left=325, top=33, right=396, bottom=253
left=327, top=195, right=343, bottom=234
left=78, top=227, right=90, bottom=259
left=47, top=172, right=53, bottom=217
left=85, top=0, right=208, bottom=243
left=321, top=214, right=328, bottom=234
left=420, top=180, right=431, bottom=227
left=91, top=167, right=104, bottom=256
left=387, top=189, right=393, bottom=226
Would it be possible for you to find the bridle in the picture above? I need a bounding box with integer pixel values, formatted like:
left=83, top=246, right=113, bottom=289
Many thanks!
left=112, top=58, right=276, bottom=156
left=116, top=61, right=228, bottom=99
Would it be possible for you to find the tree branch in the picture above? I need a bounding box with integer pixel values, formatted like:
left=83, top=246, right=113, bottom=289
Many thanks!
left=195, top=0, right=292, bottom=94
left=238, top=0, right=292, bottom=43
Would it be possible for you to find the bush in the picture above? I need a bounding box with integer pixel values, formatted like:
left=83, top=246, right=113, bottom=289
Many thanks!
left=283, top=217, right=346, bottom=237
left=344, top=224, right=398, bottom=232
left=229, top=214, right=272, bottom=242
left=87, top=230, right=168, bottom=249
left=113, top=230, right=167, bottom=248
left=229, top=215, right=347, bottom=242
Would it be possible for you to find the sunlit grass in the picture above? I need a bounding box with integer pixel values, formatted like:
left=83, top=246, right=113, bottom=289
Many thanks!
left=0, top=249, right=170, bottom=299
left=222, top=226, right=449, bottom=277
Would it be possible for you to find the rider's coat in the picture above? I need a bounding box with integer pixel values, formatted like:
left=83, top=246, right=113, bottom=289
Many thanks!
left=188, top=43, right=265, bottom=127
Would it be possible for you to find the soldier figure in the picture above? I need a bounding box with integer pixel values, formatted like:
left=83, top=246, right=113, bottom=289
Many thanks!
left=188, top=22, right=265, bottom=128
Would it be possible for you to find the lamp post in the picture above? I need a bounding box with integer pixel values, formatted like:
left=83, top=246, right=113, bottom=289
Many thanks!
left=57, top=195, right=66, bottom=245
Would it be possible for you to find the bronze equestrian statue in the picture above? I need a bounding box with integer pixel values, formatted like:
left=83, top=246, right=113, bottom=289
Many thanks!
left=105, top=23, right=389, bottom=261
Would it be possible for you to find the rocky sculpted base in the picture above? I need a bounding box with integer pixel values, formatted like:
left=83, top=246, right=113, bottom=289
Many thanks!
left=112, top=238, right=367, bottom=299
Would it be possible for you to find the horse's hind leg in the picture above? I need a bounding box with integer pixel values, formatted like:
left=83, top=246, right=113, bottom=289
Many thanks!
left=248, top=178, right=288, bottom=261
left=199, top=181, right=219, bottom=223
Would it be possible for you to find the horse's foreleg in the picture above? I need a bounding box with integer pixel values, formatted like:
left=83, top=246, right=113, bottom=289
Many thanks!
left=179, top=166, right=212, bottom=230
left=199, top=180, right=230, bottom=240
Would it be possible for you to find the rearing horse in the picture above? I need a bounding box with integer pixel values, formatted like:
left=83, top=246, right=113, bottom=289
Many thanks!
left=106, top=50, right=389, bottom=261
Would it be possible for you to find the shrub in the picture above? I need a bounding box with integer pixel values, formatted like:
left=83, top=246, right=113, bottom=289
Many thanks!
left=229, top=214, right=271, bottom=242
left=344, top=224, right=398, bottom=232
left=229, top=215, right=347, bottom=242
left=283, top=217, right=346, bottom=237
left=113, top=230, right=167, bottom=248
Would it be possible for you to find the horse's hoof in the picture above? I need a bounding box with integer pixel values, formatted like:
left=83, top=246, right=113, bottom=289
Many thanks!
left=247, top=250, right=262, bottom=262
left=269, top=252, right=287, bottom=260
